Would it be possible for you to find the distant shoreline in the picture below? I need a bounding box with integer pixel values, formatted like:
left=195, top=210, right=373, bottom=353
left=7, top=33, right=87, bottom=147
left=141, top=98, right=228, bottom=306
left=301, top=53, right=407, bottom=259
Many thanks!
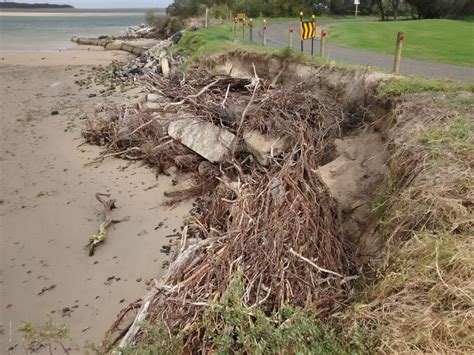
left=0, top=8, right=165, bottom=13
left=0, top=11, right=150, bottom=17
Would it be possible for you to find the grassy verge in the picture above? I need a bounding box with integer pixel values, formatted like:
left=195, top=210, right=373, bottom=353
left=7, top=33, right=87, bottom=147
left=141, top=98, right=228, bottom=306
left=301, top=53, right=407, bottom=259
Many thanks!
left=328, top=19, right=474, bottom=66
left=348, top=106, right=473, bottom=353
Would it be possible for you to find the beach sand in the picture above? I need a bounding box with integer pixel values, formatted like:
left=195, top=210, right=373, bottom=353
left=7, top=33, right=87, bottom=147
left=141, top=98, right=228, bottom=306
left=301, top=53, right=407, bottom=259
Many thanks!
left=0, top=48, right=191, bottom=353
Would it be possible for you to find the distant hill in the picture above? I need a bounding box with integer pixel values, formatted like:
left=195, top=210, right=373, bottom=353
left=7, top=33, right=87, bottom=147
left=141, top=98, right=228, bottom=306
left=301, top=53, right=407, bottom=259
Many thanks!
left=0, top=2, right=74, bottom=8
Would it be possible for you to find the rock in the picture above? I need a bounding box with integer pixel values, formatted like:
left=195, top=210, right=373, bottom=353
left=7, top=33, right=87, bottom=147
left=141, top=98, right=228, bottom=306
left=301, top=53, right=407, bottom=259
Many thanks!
left=142, top=102, right=161, bottom=111
left=243, top=131, right=292, bottom=166
left=170, top=31, right=183, bottom=44
left=161, top=57, right=170, bottom=78
left=146, top=93, right=164, bottom=103
left=51, top=110, right=59, bottom=116
left=168, top=118, right=237, bottom=162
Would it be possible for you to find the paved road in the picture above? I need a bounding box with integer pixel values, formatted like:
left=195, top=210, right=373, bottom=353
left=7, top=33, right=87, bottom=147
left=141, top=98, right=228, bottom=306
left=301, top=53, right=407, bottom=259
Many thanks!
left=252, top=20, right=474, bottom=82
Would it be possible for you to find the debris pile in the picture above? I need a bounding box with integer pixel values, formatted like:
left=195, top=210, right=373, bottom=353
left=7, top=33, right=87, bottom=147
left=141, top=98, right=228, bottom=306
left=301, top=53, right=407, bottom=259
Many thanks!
left=118, top=23, right=161, bottom=39
left=84, top=62, right=361, bottom=351
left=112, top=38, right=179, bottom=79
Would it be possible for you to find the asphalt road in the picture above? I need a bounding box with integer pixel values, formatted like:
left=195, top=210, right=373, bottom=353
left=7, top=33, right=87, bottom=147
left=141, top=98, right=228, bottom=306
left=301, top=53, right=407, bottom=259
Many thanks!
left=251, top=20, right=474, bottom=82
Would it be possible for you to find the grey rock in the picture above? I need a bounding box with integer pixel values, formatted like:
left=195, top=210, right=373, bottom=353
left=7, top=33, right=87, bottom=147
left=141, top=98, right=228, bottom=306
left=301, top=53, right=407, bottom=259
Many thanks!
left=168, top=118, right=237, bottom=162
left=244, top=130, right=292, bottom=166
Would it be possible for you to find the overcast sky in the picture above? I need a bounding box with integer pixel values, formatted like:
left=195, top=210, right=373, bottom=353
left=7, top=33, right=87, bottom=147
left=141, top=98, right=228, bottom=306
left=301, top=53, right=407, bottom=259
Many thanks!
left=18, top=1, right=173, bottom=8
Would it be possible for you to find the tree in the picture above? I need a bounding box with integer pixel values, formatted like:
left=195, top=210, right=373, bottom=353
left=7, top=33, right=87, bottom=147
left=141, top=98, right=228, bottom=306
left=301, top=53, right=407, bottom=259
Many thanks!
left=374, top=0, right=388, bottom=20
left=389, top=0, right=401, bottom=19
left=405, top=0, right=470, bottom=18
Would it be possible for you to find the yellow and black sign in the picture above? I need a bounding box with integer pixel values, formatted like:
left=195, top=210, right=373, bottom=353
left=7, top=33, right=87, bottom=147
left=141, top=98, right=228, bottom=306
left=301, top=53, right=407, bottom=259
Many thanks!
left=236, top=12, right=246, bottom=22
left=300, top=21, right=316, bottom=40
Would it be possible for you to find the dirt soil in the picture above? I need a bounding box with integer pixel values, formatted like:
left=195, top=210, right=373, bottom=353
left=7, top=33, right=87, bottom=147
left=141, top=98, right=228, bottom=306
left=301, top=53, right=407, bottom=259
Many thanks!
left=0, top=50, right=191, bottom=353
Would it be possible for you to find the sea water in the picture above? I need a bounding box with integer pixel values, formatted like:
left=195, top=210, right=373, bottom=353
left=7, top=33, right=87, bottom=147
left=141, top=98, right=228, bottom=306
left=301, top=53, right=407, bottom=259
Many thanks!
left=0, top=9, right=161, bottom=51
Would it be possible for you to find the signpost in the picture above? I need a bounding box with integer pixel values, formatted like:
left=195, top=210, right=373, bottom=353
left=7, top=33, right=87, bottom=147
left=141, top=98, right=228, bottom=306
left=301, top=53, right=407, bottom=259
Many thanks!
left=236, top=12, right=246, bottom=22
left=300, top=12, right=317, bottom=54
left=354, top=0, right=360, bottom=17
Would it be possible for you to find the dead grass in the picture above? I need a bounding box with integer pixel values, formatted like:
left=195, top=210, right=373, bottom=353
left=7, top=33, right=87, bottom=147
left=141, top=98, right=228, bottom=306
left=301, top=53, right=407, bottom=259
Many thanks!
left=344, top=93, right=474, bottom=353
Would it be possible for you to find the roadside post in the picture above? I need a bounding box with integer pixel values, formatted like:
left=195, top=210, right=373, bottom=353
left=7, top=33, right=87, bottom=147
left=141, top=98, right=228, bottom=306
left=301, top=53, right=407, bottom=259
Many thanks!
left=354, top=0, right=360, bottom=17
left=393, top=32, right=404, bottom=73
left=320, top=30, right=327, bottom=58
left=289, top=26, right=294, bottom=48
left=232, top=17, right=236, bottom=36
left=300, top=11, right=304, bottom=53
left=249, top=19, right=253, bottom=42
left=262, top=19, right=267, bottom=46
left=205, top=7, right=209, bottom=28
left=311, top=15, right=316, bottom=56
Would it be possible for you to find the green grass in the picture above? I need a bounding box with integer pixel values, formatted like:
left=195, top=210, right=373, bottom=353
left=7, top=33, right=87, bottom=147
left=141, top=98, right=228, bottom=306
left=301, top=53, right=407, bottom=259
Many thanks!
left=378, top=77, right=474, bottom=97
left=328, top=19, right=474, bottom=66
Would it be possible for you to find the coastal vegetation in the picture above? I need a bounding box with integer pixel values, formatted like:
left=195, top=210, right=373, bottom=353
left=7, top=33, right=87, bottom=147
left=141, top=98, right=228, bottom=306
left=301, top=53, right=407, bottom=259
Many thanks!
left=0, top=2, right=73, bottom=9
left=165, top=0, right=474, bottom=20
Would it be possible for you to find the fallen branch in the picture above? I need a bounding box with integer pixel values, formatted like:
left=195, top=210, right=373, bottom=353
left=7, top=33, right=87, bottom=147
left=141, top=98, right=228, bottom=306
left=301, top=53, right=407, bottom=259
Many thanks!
left=85, top=193, right=116, bottom=256
left=289, top=248, right=344, bottom=278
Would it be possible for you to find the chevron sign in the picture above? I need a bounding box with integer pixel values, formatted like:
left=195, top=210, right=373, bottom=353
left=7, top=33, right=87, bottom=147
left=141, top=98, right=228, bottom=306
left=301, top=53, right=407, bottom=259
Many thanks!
left=300, top=21, right=316, bottom=40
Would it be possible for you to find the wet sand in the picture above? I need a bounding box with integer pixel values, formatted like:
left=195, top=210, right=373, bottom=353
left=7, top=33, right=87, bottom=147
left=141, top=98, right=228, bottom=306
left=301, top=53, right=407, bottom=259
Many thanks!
left=0, top=49, right=191, bottom=353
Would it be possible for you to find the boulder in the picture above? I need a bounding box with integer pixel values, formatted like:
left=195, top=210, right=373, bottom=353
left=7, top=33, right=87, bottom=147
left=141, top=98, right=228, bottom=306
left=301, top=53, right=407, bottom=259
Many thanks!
left=170, top=31, right=183, bottom=44
left=146, top=93, right=168, bottom=103
left=243, top=131, right=292, bottom=166
left=142, top=102, right=161, bottom=111
left=161, top=58, right=170, bottom=78
left=168, top=118, right=236, bottom=162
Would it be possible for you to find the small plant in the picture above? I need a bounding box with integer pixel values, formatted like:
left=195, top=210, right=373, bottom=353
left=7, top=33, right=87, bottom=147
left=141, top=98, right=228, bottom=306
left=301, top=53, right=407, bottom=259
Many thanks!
left=278, top=46, right=294, bottom=58
left=19, top=315, right=74, bottom=354
left=200, top=273, right=349, bottom=354
left=120, top=322, right=183, bottom=354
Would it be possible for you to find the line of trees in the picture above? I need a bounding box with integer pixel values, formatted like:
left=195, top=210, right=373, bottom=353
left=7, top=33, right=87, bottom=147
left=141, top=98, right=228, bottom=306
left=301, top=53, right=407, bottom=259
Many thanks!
left=166, top=0, right=474, bottom=19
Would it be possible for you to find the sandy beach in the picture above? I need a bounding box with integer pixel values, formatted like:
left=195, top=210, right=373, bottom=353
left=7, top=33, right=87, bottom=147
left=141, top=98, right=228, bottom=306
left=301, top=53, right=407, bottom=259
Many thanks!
left=0, top=48, right=191, bottom=353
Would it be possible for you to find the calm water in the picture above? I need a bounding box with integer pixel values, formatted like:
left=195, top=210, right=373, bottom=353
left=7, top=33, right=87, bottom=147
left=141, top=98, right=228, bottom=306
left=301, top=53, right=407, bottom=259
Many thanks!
left=0, top=10, right=161, bottom=51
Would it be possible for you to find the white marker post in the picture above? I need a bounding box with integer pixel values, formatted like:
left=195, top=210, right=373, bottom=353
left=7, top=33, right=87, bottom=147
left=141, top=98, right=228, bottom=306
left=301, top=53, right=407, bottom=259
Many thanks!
left=354, top=0, right=360, bottom=17
left=205, top=7, right=209, bottom=28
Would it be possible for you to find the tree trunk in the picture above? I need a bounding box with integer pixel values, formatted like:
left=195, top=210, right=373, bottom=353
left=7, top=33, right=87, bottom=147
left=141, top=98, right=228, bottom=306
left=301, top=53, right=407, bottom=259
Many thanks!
left=376, top=0, right=386, bottom=21
left=390, top=0, right=399, bottom=20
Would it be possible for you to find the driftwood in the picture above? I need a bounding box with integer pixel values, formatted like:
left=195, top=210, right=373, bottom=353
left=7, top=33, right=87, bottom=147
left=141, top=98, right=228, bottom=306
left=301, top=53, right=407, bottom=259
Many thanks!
left=85, top=193, right=116, bottom=256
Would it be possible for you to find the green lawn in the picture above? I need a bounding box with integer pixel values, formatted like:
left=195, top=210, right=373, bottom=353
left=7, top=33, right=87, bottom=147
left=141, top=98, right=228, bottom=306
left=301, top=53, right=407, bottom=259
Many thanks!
left=328, top=19, right=474, bottom=66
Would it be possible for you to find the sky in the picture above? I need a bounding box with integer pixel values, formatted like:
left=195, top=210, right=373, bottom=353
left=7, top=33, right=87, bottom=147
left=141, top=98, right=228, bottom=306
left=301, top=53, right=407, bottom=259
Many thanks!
left=16, top=1, right=173, bottom=8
